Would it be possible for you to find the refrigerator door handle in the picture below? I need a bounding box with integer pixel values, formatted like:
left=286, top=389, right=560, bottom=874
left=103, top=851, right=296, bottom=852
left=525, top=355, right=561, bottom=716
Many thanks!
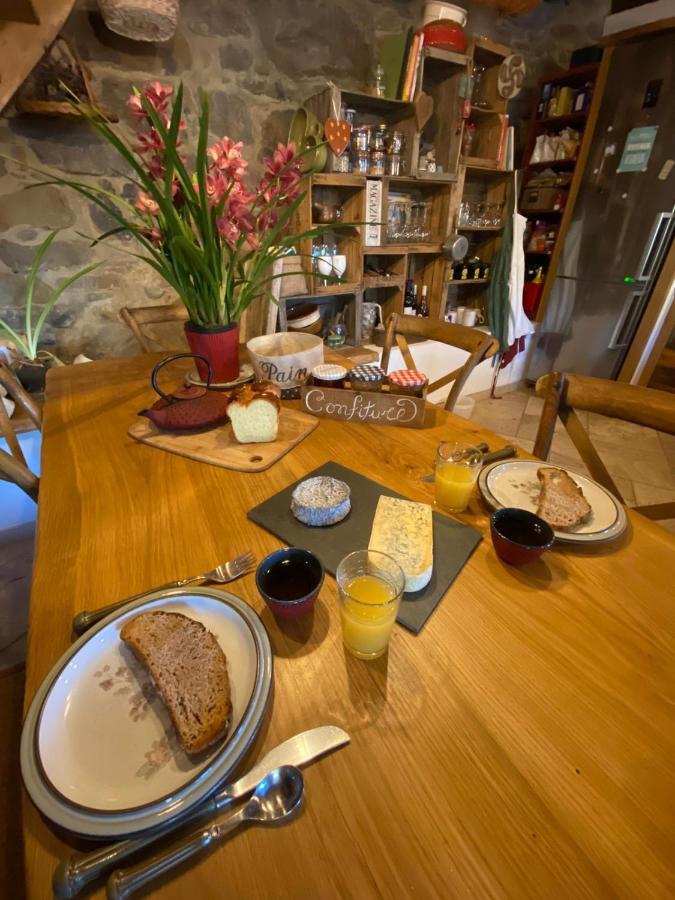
left=636, top=211, right=672, bottom=282
left=608, top=291, right=645, bottom=349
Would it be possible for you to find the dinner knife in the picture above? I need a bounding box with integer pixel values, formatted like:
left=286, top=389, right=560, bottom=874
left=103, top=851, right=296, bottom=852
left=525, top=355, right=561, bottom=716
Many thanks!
left=53, top=725, right=350, bottom=899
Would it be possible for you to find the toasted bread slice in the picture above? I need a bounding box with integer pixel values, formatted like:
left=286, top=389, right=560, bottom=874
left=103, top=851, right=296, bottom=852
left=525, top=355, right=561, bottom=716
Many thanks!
left=536, top=467, right=592, bottom=531
left=121, top=611, right=231, bottom=754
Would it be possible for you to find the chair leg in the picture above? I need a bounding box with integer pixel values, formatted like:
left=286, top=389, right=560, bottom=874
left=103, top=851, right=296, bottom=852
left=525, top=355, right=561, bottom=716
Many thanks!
left=533, top=372, right=564, bottom=460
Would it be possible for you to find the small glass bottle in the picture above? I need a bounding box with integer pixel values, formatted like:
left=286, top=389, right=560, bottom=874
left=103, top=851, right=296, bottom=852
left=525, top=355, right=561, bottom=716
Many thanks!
left=417, top=285, right=430, bottom=317
left=373, top=64, right=386, bottom=98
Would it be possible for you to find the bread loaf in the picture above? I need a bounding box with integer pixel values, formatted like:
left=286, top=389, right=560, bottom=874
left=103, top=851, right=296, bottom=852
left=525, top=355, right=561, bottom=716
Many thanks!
left=120, top=611, right=231, bottom=755
left=536, top=467, right=592, bottom=531
left=228, top=381, right=281, bottom=444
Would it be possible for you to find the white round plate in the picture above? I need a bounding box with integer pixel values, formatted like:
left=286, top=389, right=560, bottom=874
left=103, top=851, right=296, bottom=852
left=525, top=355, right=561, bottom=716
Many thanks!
left=186, top=364, right=254, bottom=390
left=478, top=460, right=627, bottom=544
left=21, top=588, right=272, bottom=837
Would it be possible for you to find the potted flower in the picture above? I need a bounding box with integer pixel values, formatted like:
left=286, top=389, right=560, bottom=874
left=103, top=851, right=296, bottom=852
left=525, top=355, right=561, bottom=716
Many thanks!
left=42, top=81, right=327, bottom=383
left=0, top=230, right=101, bottom=391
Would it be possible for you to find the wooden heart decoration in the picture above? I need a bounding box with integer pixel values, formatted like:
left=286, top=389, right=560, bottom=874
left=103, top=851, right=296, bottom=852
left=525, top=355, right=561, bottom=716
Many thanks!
left=414, top=92, right=434, bottom=131
left=324, top=117, right=351, bottom=156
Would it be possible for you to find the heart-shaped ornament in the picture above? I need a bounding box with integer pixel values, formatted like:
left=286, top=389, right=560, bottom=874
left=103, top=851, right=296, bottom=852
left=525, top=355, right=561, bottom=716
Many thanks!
left=414, top=92, right=434, bottom=131
left=324, top=117, right=351, bottom=156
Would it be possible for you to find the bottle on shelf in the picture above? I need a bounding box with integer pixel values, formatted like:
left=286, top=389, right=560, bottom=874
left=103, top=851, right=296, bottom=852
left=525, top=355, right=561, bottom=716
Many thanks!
left=523, top=265, right=546, bottom=320
left=537, top=84, right=551, bottom=120
left=417, top=285, right=430, bottom=317
left=403, top=279, right=416, bottom=315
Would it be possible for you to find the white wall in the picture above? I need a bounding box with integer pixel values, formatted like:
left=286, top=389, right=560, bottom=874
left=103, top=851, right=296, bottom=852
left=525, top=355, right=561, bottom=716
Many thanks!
left=370, top=333, right=532, bottom=405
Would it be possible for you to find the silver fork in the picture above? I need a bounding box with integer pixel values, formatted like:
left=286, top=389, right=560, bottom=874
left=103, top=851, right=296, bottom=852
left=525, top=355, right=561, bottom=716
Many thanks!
left=72, top=551, right=257, bottom=635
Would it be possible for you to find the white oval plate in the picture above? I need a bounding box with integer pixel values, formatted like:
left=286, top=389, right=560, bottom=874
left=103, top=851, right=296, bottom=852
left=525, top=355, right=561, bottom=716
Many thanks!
left=21, top=588, right=272, bottom=837
left=478, top=460, right=627, bottom=544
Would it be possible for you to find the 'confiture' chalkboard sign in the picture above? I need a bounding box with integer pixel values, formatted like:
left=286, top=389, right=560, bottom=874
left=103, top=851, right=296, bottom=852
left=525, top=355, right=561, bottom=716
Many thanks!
left=300, top=386, right=426, bottom=428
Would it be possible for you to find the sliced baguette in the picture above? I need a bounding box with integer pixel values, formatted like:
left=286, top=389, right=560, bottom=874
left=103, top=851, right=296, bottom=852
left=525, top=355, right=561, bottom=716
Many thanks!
left=121, top=611, right=231, bottom=755
left=536, top=467, right=592, bottom=531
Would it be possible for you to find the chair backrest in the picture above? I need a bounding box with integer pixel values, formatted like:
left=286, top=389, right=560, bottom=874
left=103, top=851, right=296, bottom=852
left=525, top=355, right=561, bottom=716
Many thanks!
left=0, top=363, right=42, bottom=502
left=120, top=302, right=189, bottom=353
left=533, top=371, right=675, bottom=520
left=380, top=313, right=499, bottom=411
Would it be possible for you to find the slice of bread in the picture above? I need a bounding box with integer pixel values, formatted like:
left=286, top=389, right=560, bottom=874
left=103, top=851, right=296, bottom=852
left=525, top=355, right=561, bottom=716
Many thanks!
left=121, top=611, right=231, bottom=755
left=536, top=467, right=592, bottom=531
left=228, top=381, right=281, bottom=444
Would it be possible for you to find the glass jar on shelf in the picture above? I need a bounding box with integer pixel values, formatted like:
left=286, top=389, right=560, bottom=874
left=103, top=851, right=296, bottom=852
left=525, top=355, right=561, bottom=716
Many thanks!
left=461, top=122, right=477, bottom=157
left=369, top=150, right=386, bottom=176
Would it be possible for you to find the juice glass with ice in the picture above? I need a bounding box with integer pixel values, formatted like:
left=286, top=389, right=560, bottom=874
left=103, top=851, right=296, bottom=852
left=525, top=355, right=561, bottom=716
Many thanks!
left=336, top=550, right=405, bottom=660
left=435, top=442, right=483, bottom=512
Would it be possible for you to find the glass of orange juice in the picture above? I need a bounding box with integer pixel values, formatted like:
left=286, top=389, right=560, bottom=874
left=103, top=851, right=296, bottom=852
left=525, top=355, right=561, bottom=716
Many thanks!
left=336, top=550, right=405, bottom=660
left=434, top=442, right=483, bottom=512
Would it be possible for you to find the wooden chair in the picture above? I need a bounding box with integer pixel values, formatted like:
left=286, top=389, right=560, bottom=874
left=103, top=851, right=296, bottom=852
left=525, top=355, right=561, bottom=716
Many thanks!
left=381, top=314, right=499, bottom=412
left=533, top=371, right=675, bottom=521
left=0, top=363, right=42, bottom=502
left=120, top=302, right=189, bottom=353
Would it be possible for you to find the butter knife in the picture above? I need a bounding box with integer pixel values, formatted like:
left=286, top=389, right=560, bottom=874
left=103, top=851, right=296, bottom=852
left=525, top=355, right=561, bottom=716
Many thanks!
left=53, top=725, right=350, bottom=899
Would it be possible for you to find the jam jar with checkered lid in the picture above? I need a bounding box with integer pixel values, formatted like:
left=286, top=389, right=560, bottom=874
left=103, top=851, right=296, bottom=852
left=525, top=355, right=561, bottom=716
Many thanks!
left=387, top=369, right=428, bottom=398
left=349, top=364, right=385, bottom=393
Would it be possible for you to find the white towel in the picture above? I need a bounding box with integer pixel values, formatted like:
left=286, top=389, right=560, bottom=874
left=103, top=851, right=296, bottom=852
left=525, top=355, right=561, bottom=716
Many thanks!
left=507, top=211, right=535, bottom=348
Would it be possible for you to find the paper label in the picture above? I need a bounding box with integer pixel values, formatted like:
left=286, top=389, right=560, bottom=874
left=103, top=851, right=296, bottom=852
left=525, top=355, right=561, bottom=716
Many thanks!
left=617, top=126, right=658, bottom=173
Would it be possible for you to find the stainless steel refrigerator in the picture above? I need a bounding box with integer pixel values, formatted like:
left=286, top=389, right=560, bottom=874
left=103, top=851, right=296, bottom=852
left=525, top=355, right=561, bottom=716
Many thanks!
left=528, top=31, right=675, bottom=382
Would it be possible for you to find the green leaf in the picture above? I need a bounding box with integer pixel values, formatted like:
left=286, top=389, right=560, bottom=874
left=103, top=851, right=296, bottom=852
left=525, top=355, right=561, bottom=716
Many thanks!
left=25, top=230, right=59, bottom=352
left=30, top=262, right=103, bottom=358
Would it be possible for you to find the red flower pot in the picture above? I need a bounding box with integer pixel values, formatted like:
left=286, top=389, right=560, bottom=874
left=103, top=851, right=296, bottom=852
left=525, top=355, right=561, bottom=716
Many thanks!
left=184, top=322, right=240, bottom=383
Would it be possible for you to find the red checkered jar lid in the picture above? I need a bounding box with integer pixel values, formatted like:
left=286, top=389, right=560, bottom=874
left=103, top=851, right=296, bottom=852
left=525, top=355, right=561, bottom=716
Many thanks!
left=387, top=369, right=428, bottom=387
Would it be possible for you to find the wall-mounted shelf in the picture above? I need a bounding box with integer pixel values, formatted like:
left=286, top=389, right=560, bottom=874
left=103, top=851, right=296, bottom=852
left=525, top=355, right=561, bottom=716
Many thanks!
left=363, top=274, right=406, bottom=289
left=458, top=225, right=503, bottom=232
left=520, top=54, right=610, bottom=323
left=422, top=46, right=470, bottom=67
left=446, top=278, right=490, bottom=285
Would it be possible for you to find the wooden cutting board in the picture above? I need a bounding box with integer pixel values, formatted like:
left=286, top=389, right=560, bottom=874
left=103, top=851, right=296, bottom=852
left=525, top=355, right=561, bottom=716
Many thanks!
left=128, top=407, right=319, bottom=472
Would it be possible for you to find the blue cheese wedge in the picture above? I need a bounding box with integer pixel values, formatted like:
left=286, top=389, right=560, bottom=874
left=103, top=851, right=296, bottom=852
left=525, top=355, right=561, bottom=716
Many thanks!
left=369, top=495, right=433, bottom=592
left=291, top=476, right=351, bottom=527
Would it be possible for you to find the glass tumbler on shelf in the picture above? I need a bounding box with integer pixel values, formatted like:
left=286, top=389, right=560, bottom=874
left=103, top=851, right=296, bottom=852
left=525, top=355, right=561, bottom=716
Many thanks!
left=435, top=442, right=483, bottom=512
left=336, top=550, right=405, bottom=660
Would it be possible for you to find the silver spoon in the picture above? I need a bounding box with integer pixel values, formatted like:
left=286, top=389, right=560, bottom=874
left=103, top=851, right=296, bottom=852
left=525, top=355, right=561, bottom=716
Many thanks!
left=106, top=766, right=304, bottom=900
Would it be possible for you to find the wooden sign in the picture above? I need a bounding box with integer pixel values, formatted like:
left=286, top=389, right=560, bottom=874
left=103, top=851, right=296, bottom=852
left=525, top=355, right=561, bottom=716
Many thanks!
left=324, top=117, right=351, bottom=156
left=301, top=386, right=426, bottom=428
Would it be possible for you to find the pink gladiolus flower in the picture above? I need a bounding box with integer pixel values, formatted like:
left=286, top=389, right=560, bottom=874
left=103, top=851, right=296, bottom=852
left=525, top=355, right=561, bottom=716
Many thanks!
left=136, top=129, right=165, bottom=155
left=135, top=190, right=160, bottom=216
left=208, top=137, right=248, bottom=181
left=144, top=226, right=163, bottom=245
left=147, top=155, right=165, bottom=179
left=263, top=142, right=300, bottom=178
left=245, top=232, right=261, bottom=250
left=216, top=216, right=241, bottom=247
left=144, top=81, right=174, bottom=114
left=128, top=93, right=145, bottom=119
left=205, top=172, right=228, bottom=206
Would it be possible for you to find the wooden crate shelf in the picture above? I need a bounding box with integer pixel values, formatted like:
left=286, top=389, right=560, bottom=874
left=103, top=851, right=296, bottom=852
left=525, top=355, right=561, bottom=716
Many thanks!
left=312, top=173, right=366, bottom=188
left=446, top=278, right=490, bottom=285
left=525, top=158, right=577, bottom=170
left=534, top=111, right=589, bottom=127
left=362, top=243, right=443, bottom=254
left=363, top=274, right=406, bottom=289
left=458, top=225, right=504, bottom=232
left=422, top=46, right=470, bottom=67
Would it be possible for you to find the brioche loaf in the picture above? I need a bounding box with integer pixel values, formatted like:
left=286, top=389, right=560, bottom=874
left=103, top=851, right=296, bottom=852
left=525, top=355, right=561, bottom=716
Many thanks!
left=228, top=381, right=281, bottom=443
left=536, top=467, right=592, bottom=531
left=121, top=611, right=231, bottom=755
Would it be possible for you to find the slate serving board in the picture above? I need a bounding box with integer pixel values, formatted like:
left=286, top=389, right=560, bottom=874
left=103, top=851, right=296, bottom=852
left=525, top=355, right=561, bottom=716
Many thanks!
left=247, top=462, right=482, bottom=634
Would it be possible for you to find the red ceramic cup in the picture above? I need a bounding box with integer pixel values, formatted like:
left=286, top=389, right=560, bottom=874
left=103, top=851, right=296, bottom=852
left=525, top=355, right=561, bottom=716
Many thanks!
left=255, top=548, right=324, bottom=619
left=490, top=508, right=555, bottom=566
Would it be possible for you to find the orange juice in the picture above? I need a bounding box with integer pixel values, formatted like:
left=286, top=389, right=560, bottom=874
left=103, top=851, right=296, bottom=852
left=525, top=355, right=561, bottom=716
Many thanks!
left=340, top=574, right=399, bottom=659
left=435, top=460, right=477, bottom=511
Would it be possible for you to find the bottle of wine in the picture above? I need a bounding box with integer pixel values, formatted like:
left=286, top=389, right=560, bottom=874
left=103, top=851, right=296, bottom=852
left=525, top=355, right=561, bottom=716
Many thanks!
left=403, top=279, right=416, bottom=315
left=418, top=285, right=429, bottom=317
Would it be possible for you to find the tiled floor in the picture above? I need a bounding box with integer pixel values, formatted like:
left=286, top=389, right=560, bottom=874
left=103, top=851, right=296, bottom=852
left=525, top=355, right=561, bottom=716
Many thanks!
left=467, top=386, right=675, bottom=534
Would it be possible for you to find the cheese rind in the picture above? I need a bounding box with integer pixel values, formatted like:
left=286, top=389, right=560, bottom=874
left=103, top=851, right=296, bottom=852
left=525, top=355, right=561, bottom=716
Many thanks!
left=368, top=495, right=433, bottom=593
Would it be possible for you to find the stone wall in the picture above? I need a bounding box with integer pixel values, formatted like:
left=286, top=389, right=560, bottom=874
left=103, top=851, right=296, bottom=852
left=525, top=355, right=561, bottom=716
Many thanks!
left=0, top=0, right=609, bottom=360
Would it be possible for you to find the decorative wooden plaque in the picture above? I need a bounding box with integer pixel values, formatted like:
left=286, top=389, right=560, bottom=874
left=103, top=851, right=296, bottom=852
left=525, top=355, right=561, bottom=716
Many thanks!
left=300, top=386, right=426, bottom=428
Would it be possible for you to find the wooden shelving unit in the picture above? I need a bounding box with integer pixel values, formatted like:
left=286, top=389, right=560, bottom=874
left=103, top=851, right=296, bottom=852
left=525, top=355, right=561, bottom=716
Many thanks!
left=288, top=35, right=514, bottom=334
left=519, top=55, right=611, bottom=323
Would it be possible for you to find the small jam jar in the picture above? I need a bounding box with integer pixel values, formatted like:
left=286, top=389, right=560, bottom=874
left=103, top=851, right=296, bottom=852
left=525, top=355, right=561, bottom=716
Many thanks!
left=349, top=364, right=385, bottom=392
left=387, top=369, right=428, bottom=398
left=312, top=364, right=347, bottom=389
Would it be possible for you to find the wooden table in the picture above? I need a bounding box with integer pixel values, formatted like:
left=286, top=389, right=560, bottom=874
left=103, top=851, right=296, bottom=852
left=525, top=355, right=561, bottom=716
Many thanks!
left=23, top=354, right=675, bottom=899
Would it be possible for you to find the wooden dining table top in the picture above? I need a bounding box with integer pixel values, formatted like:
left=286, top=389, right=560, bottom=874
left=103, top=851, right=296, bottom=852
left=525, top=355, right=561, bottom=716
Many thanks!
left=23, top=352, right=675, bottom=900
